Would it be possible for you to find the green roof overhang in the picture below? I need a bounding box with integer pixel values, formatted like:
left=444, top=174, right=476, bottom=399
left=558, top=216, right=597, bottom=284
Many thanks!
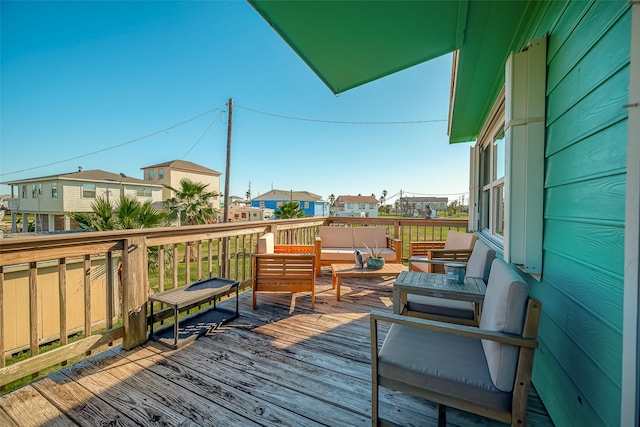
left=248, top=0, right=543, bottom=143
left=248, top=0, right=469, bottom=94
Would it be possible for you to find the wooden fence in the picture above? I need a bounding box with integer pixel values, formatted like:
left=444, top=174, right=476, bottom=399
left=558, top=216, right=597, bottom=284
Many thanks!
left=0, top=216, right=467, bottom=389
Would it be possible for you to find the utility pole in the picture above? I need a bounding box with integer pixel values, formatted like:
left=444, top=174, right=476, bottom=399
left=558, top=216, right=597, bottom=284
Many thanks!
left=221, top=98, right=233, bottom=277
left=223, top=98, right=233, bottom=223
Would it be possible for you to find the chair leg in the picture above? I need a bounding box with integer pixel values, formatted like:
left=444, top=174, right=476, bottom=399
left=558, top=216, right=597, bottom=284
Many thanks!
left=252, top=286, right=257, bottom=309
left=371, top=381, right=378, bottom=426
left=438, top=404, right=446, bottom=427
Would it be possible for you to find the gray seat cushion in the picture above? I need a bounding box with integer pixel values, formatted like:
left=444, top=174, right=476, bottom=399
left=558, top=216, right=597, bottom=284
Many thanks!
left=480, top=259, right=529, bottom=392
left=406, top=294, right=474, bottom=320
left=378, top=323, right=512, bottom=413
left=465, top=240, right=496, bottom=282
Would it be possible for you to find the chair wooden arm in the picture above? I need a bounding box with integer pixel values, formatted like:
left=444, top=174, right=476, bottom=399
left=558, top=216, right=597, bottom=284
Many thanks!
left=370, top=309, right=539, bottom=349
left=409, top=241, right=446, bottom=257
left=386, top=236, right=403, bottom=263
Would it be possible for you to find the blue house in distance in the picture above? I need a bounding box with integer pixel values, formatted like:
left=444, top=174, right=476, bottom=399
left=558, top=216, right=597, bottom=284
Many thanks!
left=251, top=189, right=328, bottom=217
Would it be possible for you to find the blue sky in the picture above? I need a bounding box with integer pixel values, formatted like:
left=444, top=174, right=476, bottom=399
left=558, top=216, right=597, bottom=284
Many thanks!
left=1, top=0, right=471, bottom=205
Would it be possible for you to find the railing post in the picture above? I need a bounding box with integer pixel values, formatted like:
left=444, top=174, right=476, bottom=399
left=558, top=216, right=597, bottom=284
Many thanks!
left=122, top=237, right=148, bottom=350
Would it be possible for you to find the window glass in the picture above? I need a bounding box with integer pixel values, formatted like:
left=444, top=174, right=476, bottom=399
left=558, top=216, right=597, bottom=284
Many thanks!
left=148, top=170, right=153, bottom=180
left=52, top=183, right=58, bottom=198
left=136, top=187, right=152, bottom=197
left=493, top=132, right=505, bottom=180
left=359, top=203, right=365, bottom=209
left=22, top=185, right=27, bottom=198
left=82, top=183, right=96, bottom=198
left=494, top=185, right=505, bottom=236
left=158, top=169, right=164, bottom=179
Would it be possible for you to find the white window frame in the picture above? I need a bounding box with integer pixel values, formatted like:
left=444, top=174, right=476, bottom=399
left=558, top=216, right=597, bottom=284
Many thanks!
left=51, top=182, right=58, bottom=198
left=470, top=89, right=506, bottom=247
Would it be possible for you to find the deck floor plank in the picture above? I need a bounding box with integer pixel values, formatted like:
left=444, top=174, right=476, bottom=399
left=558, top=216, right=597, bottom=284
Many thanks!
left=126, top=344, right=330, bottom=427
left=31, top=371, right=137, bottom=426
left=0, top=385, right=72, bottom=427
left=1, top=270, right=554, bottom=427
left=87, top=347, right=261, bottom=427
left=60, top=352, right=198, bottom=427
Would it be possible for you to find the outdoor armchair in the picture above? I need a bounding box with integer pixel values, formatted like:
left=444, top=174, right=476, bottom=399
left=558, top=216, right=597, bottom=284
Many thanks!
left=371, top=258, right=541, bottom=426
left=252, top=232, right=316, bottom=309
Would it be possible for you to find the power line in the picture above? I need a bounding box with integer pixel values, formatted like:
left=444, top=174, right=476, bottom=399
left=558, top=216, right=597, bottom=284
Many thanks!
left=180, top=110, right=225, bottom=160
left=235, top=104, right=447, bottom=125
left=0, top=106, right=225, bottom=178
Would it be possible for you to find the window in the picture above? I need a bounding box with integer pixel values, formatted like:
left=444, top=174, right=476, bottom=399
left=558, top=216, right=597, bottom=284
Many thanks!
left=346, top=203, right=353, bottom=209
left=259, top=201, right=265, bottom=208
left=369, top=203, right=377, bottom=210
left=51, top=183, right=58, bottom=198
left=82, top=183, right=96, bottom=198
left=158, top=169, right=164, bottom=179
left=304, top=202, right=309, bottom=209
left=148, top=170, right=153, bottom=180
left=479, top=129, right=505, bottom=237
left=359, top=203, right=365, bottom=209
left=32, top=184, right=42, bottom=198
left=136, top=187, right=152, bottom=197
left=21, top=185, right=27, bottom=198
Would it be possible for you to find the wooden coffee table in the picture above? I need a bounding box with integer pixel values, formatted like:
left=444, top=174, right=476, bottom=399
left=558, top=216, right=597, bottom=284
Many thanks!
left=331, top=263, right=408, bottom=301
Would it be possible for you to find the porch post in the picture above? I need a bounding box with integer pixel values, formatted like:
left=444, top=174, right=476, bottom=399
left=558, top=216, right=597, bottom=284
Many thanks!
left=622, top=3, right=640, bottom=425
left=122, top=237, right=148, bottom=350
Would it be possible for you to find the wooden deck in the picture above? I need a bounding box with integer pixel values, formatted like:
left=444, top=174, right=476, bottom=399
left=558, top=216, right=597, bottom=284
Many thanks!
left=0, top=271, right=554, bottom=427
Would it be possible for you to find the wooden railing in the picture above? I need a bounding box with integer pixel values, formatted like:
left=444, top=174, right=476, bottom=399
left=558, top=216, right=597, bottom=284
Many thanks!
left=0, top=216, right=466, bottom=389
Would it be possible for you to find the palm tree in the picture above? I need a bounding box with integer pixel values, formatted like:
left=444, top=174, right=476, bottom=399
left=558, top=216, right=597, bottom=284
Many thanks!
left=275, top=201, right=306, bottom=219
left=164, top=179, right=219, bottom=225
left=328, top=194, right=336, bottom=216
left=68, top=195, right=166, bottom=231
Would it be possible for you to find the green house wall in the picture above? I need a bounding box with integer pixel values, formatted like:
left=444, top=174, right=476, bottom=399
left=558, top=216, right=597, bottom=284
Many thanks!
left=518, top=1, right=630, bottom=426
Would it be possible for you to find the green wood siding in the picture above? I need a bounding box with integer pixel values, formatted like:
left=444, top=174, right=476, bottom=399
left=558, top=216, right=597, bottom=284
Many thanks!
left=523, top=1, right=630, bottom=426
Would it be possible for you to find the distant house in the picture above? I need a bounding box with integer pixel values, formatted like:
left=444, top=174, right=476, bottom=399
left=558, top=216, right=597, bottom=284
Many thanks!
left=399, top=196, right=448, bottom=217
left=140, top=160, right=222, bottom=209
left=251, top=189, right=328, bottom=216
left=227, top=205, right=274, bottom=222
left=333, top=195, right=378, bottom=218
left=3, top=168, right=162, bottom=232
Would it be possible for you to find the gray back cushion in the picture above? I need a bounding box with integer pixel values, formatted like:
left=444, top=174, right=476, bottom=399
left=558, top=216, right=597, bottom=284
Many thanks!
left=465, top=240, right=496, bottom=282
left=479, top=259, right=529, bottom=392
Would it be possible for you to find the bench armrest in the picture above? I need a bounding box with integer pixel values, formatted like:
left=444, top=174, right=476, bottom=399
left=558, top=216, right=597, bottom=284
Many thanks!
left=370, top=310, right=538, bottom=349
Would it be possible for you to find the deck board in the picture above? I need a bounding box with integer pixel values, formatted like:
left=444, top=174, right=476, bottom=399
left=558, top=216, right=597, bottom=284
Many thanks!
left=0, top=270, right=555, bottom=426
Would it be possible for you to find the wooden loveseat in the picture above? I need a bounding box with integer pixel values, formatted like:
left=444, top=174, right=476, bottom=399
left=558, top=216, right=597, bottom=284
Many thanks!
left=314, top=226, right=402, bottom=276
